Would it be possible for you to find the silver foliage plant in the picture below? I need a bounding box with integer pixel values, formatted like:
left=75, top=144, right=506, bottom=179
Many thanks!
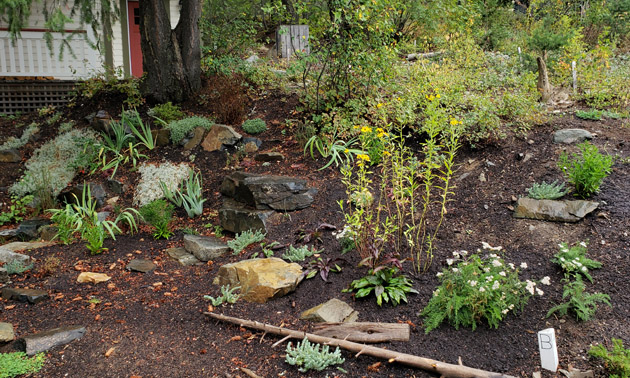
left=285, top=338, right=345, bottom=373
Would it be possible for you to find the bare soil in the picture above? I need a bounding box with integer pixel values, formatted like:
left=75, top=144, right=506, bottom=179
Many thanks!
left=1, top=79, right=629, bottom=378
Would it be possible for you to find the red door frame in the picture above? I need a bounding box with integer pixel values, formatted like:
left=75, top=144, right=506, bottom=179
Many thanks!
left=127, top=1, right=143, bottom=77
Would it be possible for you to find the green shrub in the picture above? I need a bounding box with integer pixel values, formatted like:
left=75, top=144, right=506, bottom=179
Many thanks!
left=285, top=338, right=345, bottom=373
left=0, top=352, right=45, bottom=378
left=421, top=248, right=540, bottom=332
left=148, top=102, right=184, bottom=125
left=241, top=118, right=267, bottom=134
left=4, top=260, right=33, bottom=275
left=166, top=116, right=213, bottom=144
left=589, top=338, right=630, bottom=378
left=281, top=245, right=321, bottom=262
left=552, top=241, right=602, bottom=282
left=527, top=180, right=568, bottom=200
left=203, top=284, right=241, bottom=306
left=139, top=199, right=174, bottom=239
left=575, top=109, right=603, bottom=121
left=0, top=122, right=39, bottom=151
left=0, top=195, right=33, bottom=226
left=10, top=129, right=98, bottom=197
left=345, top=267, right=418, bottom=307
left=546, top=277, right=611, bottom=322
left=558, top=141, right=614, bottom=198
left=228, top=229, right=266, bottom=254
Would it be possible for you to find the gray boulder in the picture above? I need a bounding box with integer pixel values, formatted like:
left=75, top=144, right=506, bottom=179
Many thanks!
left=16, top=218, right=51, bottom=239
left=0, top=149, right=21, bottom=163
left=166, top=247, right=200, bottom=266
left=183, top=126, right=206, bottom=150
left=0, top=248, right=31, bottom=266
left=553, top=129, right=593, bottom=144
left=300, top=298, right=358, bottom=323
left=220, top=171, right=316, bottom=211
left=2, top=288, right=49, bottom=304
left=183, top=235, right=230, bottom=262
left=16, top=326, right=86, bottom=356
left=219, top=199, right=275, bottom=234
left=514, top=198, right=599, bottom=222
left=126, top=259, right=156, bottom=273
left=0, top=322, right=14, bottom=342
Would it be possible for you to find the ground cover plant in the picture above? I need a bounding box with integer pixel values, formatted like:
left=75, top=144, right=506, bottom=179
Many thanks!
left=228, top=229, right=266, bottom=254
left=285, top=338, right=345, bottom=373
left=527, top=180, right=568, bottom=200
left=546, top=277, right=611, bottom=322
left=558, top=141, right=614, bottom=198
left=0, top=352, right=45, bottom=378
left=589, top=339, right=630, bottom=378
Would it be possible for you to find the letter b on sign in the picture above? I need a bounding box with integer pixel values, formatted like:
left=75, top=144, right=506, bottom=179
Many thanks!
left=538, top=328, right=558, bottom=372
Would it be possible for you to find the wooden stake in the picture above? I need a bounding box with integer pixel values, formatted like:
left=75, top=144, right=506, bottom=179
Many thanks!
left=205, top=312, right=517, bottom=378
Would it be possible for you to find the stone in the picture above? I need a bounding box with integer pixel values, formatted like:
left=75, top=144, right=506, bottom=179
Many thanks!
left=0, top=148, right=21, bottom=163
left=0, top=228, right=17, bottom=237
left=58, top=183, right=107, bottom=208
left=219, top=199, right=275, bottom=234
left=1, top=241, right=55, bottom=252
left=91, top=110, right=114, bottom=135
left=479, top=172, right=487, bottom=182
left=553, top=129, right=593, bottom=144
left=152, top=128, right=171, bottom=147
left=1, top=288, right=48, bottom=304
left=183, top=235, right=230, bottom=262
left=213, top=257, right=303, bottom=303
left=0, top=322, right=15, bottom=342
left=183, top=126, right=206, bottom=150
left=245, top=54, right=260, bottom=64
left=166, top=247, right=200, bottom=266
left=201, top=124, right=242, bottom=152
left=77, top=272, right=111, bottom=284
left=16, top=218, right=51, bottom=239
left=254, top=152, right=285, bottom=162
left=107, top=179, right=126, bottom=195
left=220, top=171, right=316, bottom=211
left=300, top=298, right=358, bottom=323
left=0, top=267, right=8, bottom=283
left=96, top=211, right=110, bottom=223
left=514, top=198, right=599, bottom=223
left=0, top=248, right=31, bottom=266
left=243, top=141, right=259, bottom=154
left=126, top=259, right=156, bottom=273
left=242, top=137, right=262, bottom=149
left=38, top=225, right=58, bottom=241
left=16, top=326, right=86, bottom=356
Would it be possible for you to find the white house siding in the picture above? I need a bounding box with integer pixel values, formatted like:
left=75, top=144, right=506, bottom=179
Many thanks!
left=0, top=3, right=102, bottom=79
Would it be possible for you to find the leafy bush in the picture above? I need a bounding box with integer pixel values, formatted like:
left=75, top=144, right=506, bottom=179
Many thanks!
left=285, top=338, right=345, bottom=373
left=421, top=247, right=543, bottom=332
left=546, top=277, right=611, bottom=322
left=0, top=122, right=39, bottom=151
left=74, top=74, right=144, bottom=108
left=241, top=118, right=267, bottom=135
left=134, top=162, right=190, bottom=207
left=4, top=260, right=33, bottom=275
left=10, top=129, right=98, bottom=197
left=228, top=229, right=266, bottom=254
left=575, top=109, right=603, bottom=120
left=166, top=116, right=213, bottom=144
left=281, top=245, right=321, bottom=263
left=558, top=141, right=613, bottom=198
left=527, top=180, right=568, bottom=200
left=0, top=352, right=45, bottom=378
left=203, top=284, right=241, bottom=306
left=148, top=102, right=184, bottom=125
left=589, top=338, right=630, bottom=378
left=345, top=267, right=418, bottom=307
left=552, top=242, right=602, bottom=282
left=139, top=200, right=174, bottom=239
left=49, top=203, right=78, bottom=244
left=0, top=195, right=33, bottom=226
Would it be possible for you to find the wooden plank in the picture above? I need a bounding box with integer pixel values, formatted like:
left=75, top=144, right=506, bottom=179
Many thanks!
left=312, top=322, right=410, bottom=343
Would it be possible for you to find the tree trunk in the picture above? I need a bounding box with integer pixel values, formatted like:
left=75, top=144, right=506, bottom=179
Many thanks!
left=537, top=55, right=552, bottom=103
left=139, top=0, right=201, bottom=103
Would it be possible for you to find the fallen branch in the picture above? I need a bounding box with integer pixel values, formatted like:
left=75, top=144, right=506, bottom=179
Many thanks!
left=205, top=312, right=516, bottom=378
left=312, top=322, right=409, bottom=343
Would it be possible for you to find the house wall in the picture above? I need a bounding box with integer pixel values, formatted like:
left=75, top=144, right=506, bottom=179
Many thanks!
left=0, top=3, right=102, bottom=79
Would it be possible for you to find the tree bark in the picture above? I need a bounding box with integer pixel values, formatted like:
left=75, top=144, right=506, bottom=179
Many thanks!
left=139, top=0, right=201, bottom=103
left=205, top=312, right=517, bottom=378
left=537, top=55, right=552, bottom=103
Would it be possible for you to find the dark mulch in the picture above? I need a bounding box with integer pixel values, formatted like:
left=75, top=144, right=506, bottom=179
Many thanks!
left=0, top=82, right=629, bottom=378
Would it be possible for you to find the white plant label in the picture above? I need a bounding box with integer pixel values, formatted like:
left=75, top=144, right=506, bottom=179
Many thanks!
left=538, top=328, right=559, bottom=372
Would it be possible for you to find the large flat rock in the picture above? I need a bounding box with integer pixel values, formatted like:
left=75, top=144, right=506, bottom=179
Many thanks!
left=553, top=129, right=593, bottom=144
left=201, top=124, right=242, bottom=152
left=1, top=288, right=49, bottom=304
left=219, top=198, right=275, bottom=234
left=220, top=171, right=316, bottom=211
left=0, top=248, right=31, bottom=266
left=16, top=325, right=86, bottom=356
left=514, top=198, right=599, bottom=222
left=165, top=247, right=200, bottom=266
left=300, top=298, right=358, bottom=323
left=213, top=257, right=303, bottom=303
left=183, top=235, right=230, bottom=262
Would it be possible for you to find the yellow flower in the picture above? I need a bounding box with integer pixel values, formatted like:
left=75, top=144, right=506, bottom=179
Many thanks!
left=361, top=126, right=372, bottom=133
left=377, top=103, right=384, bottom=108
left=357, top=154, right=370, bottom=162
left=397, top=97, right=402, bottom=102
left=344, top=149, right=349, bottom=154
left=376, top=128, right=384, bottom=133
left=450, top=118, right=461, bottom=126
left=353, top=126, right=360, bottom=130
left=378, top=132, right=387, bottom=138
left=429, top=95, right=435, bottom=101
left=383, top=151, right=391, bottom=156
left=436, top=94, right=441, bottom=99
